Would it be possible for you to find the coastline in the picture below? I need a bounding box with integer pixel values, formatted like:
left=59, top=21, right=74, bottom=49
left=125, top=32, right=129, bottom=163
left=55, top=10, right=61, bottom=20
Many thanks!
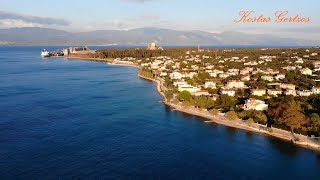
left=68, top=56, right=320, bottom=152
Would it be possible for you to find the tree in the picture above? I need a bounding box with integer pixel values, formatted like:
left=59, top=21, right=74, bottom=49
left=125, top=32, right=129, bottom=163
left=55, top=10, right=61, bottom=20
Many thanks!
left=278, top=108, right=307, bottom=134
left=173, top=98, right=180, bottom=104
left=210, top=108, right=219, bottom=116
left=268, top=103, right=307, bottom=133
left=246, top=118, right=255, bottom=125
left=178, top=90, right=192, bottom=101
left=226, top=111, right=238, bottom=121
left=220, top=94, right=235, bottom=109
left=182, top=101, right=191, bottom=108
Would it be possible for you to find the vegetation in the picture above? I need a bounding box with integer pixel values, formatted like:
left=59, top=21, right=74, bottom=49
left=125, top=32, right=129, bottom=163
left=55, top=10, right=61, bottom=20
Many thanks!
left=139, top=70, right=153, bottom=79
left=210, top=108, right=219, bottom=116
left=246, top=118, right=255, bottom=125
left=85, top=47, right=320, bottom=137
left=226, top=111, right=239, bottom=121
left=178, top=91, right=192, bottom=101
left=97, top=48, right=187, bottom=59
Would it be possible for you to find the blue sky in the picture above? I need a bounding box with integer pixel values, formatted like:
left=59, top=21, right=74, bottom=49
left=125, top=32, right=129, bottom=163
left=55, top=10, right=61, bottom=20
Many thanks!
left=0, top=0, right=319, bottom=39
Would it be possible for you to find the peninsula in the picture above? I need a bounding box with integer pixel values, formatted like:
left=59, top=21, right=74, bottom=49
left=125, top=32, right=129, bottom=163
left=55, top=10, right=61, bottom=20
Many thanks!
left=60, top=45, right=320, bottom=151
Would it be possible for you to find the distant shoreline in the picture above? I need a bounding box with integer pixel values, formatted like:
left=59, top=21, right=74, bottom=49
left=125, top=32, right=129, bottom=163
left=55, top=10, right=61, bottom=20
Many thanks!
left=67, top=56, right=320, bottom=152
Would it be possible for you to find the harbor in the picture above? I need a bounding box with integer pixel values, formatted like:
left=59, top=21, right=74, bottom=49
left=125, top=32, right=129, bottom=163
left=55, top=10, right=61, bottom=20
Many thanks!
left=41, top=47, right=96, bottom=58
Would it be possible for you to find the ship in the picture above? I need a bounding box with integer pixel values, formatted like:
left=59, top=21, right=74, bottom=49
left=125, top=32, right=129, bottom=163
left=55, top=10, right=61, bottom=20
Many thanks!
left=41, top=49, right=51, bottom=57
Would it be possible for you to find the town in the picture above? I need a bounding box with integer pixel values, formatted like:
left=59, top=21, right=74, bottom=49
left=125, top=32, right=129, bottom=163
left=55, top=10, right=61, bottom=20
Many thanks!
left=69, top=44, right=320, bottom=147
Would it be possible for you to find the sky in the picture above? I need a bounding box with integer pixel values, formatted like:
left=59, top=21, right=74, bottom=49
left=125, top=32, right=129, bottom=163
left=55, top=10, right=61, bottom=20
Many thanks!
left=0, top=0, right=319, bottom=39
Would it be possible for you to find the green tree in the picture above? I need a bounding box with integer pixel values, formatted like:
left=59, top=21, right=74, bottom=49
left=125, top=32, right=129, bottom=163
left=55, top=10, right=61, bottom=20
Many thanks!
left=182, top=101, right=191, bottom=108
left=173, top=98, right=180, bottom=104
left=178, top=90, right=192, bottom=101
left=246, top=118, right=255, bottom=125
left=226, top=111, right=238, bottom=121
left=210, top=108, right=219, bottom=116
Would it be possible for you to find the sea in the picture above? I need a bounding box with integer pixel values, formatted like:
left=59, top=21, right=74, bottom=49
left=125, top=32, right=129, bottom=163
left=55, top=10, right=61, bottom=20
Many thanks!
left=0, top=46, right=320, bottom=179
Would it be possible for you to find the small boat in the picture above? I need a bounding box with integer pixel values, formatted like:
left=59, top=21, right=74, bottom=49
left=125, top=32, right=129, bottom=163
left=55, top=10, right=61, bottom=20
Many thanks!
left=41, top=49, right=51, bottom=57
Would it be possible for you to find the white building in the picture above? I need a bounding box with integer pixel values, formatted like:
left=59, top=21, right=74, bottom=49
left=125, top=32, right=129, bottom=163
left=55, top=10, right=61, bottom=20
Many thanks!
left=204, top=81, right=216, bottom=89
left=221, top=89, right=236, bottom=96
left=285, top=89, right=297, bottom=96
left=300, top=68, right=312, bottom=75
left=279, top=84, right=296, bottom=90
left=251, top=89, right=266, bottom=96
left=169, top=72, right=184, bottom=80
left=243, top=98, right=268, bottom=111
left=178, top=85, right=201, bottom=95
left=297, top=90, right=313, bottom=96
left=226, top=80, right=245, bottom=89
left=312, top=86, right=320, bottom=94
left=261, top=75, right=274, bottom=82
left=267, top=89, right=282, bottom=96
left=195, top=90, right=210, bottom=96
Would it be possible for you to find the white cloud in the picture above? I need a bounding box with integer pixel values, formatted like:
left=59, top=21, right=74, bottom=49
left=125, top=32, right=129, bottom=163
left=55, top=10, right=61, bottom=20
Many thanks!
left=0, top=10, right=70, bottom=26
left=0, top=19, right=36, bottom=28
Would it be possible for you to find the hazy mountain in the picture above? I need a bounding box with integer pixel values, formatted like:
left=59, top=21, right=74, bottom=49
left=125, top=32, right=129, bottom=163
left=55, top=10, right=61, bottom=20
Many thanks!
left=0, top=27, right=318, bottom=46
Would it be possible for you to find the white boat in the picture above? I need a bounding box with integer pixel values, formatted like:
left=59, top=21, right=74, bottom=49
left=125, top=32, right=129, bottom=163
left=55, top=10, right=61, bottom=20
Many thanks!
left=41, top=49, right=50, bottom=57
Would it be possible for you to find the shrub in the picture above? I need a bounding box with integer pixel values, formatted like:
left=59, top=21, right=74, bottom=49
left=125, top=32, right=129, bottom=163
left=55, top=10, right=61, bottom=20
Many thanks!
left=246, top=118, right=254, bottom=125
left=225, top=111, right=238, bottom=121
left=210, top=108, right=219, bottom=116
left=182, top=101, right=191, bottom=108
left=172, top=98, right=180, bottom=104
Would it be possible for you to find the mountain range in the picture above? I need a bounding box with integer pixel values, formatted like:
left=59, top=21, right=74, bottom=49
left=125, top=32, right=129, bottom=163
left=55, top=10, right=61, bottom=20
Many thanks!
left=0, top=27, right=318, bottom=46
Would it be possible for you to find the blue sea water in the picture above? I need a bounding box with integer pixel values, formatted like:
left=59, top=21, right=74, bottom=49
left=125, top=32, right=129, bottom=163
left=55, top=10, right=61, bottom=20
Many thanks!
left=0, top=46, right=320, bottom=179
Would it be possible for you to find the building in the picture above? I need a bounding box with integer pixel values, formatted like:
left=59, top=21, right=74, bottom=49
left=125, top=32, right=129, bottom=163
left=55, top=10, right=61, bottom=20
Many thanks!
left=195, top=90, right=210, bottom=96
left=251, top=89, right=266, bottom=96
left=297, top=90, right=313, bottom=96
left=178, top=85, right=201, bottom=95
left=267, top=89, right=282, bottom=96
left=204, top=81, right=216, bottom=89
left=226, top=80, right=245, bottom=89
left=312, top=86, right=320, bottom=94
left=243, top=98, right=268, bottom=111
left=241, top=75, right=251, bottom=81
left=63, top=48, right=70, bottom=56
left=261, top=75, right=274, bottom=82
left=285, top=89, right=297, bottom=96
left=275, top=74, right=286, bottom=80
left=147, top=43, right=158, bottom=50
left=169, top=72, right=184, bottom=80
left=300, top=68, right=312, bottom=75
left=221, top=89, right=236, bottom=96
left=279, top=84, right=296, bottom=90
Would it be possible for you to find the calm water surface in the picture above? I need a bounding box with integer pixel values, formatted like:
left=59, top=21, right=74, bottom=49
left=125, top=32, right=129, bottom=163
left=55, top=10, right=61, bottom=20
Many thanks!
left=0, top=47, right=320, bottom=179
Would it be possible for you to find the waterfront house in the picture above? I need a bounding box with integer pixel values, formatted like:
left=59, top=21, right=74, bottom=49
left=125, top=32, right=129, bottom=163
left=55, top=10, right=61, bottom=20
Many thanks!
left=243, top=98, right=268, bottom=111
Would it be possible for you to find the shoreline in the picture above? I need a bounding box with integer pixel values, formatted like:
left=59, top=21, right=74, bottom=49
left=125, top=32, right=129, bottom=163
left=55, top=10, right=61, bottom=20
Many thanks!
left=68, top=56, right=320, bottom=152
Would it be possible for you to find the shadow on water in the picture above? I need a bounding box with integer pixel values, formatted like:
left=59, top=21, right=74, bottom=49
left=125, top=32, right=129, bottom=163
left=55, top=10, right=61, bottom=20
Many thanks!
left=267, top=137, right=300, bottom=157
left=245, top=131, right=254, bottom=140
